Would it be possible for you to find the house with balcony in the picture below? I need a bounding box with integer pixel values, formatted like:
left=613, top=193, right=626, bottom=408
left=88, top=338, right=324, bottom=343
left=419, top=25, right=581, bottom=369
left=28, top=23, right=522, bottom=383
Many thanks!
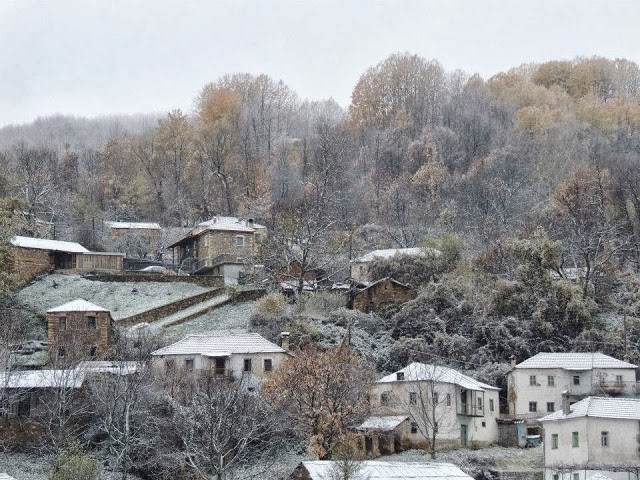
left=540, top=396, right=640, bottom=480
left=368, top=363, right=500, bottom=451
left=506, top=352, right=638, bottom=425
left=150, top=332, right=290, bottom=388
left=168, top=216, right=266, bottom=284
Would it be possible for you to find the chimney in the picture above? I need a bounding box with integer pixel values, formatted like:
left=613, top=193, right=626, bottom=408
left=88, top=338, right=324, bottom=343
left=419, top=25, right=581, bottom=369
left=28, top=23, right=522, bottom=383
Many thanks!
left=280, top=332, right=290, bottom=351
left=510, top=355, right=517, bottom=368
left=396, top=371, right=405, bottom=381
left=561, top=390, right=570, bottom=415
left=248, top=218, right=255, bottom=228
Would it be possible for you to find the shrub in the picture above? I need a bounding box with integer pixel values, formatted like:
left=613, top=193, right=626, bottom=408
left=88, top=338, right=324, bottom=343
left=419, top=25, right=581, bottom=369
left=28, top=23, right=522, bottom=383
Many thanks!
left=49, top=443, right=99, bottom=480
left=256, top=292, right=287, bottom=315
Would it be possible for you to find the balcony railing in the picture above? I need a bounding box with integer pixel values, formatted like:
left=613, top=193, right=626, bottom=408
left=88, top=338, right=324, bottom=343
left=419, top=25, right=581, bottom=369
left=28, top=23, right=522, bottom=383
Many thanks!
left=457, top=403, right=484, bottom=417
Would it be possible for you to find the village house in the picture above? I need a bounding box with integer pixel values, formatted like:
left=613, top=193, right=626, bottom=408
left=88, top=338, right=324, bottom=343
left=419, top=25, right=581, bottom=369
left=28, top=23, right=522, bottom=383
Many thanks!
left=368, top=363, right=500, bottom=452
left=507, top=353, right=638, bottom=424
left=46, top=299, right=115, bottom=364
left=350, top=277, right=416, bottom=312
left=150, top=332, right=290, bottom=387
left=540, top=396, right=640, bottom=480
left=103, top=221, right=162, bottom=256
left=168, top=216, right=266, bottom=284
left=351, top=247, right=439, bottom=284
left=10, top=235, right=124, bottom=285
left=292, top=460, right=473, bottom=480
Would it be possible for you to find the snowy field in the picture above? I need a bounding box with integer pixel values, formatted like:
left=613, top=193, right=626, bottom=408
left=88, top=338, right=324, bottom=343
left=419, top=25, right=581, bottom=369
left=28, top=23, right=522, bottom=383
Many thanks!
left=164, top=300, right=257, bottom=339
left=15, top=274, right=211, bottom=321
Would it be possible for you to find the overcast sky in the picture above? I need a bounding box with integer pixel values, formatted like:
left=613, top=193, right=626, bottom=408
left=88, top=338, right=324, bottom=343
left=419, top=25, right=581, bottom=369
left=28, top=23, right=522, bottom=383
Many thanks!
left=1, top=0, right=639, bottom=127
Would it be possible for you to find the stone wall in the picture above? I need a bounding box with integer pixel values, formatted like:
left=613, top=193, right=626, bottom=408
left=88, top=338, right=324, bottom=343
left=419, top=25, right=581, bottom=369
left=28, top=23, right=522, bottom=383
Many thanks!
left=352, top=279, right=416, bottom=312
left=47, top=310, right=113, bottom=363
left=83, top=271, right=224, bottom=288
left=200, top=230, right=256, bottom=260
left=11, top=247, right=53, bottom=286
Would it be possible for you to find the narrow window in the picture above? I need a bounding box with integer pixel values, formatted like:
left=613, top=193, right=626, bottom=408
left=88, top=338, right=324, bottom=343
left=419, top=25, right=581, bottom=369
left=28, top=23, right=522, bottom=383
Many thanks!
left=547, top=402, right=555, bottom=412
left=87, top=316, right=97, bottom=329
left=481, top=421, right=486, bottom=427
left=529, top=401, right=537, bottom=412
left=601, top=431, right=609, bottom=447
left=409, top=392, right=417, bottom=404
left=551, top=433, right=558, bottom=449
left=553, top=475, right=559, bottom=480
left=380, top=393, right=389, bottom=405
left=615, top=375, right=623, bottom=385
left=433, top=392, right=439, bottom=405
left=573, top=473, right=579, bottom=480
left=410, top=422, right=418, bottom=434
left=89, top=346, right=97, bottom=357
left=165, top=359, right=175, bottom=371
left=58, top=317, right=67, bottom=331
left=547, top=375, right=555, bottom=387
left=243, top=358, right=252, bottom=372
left=529, top=375, right=537, bottom=386
left=263, top=358, right=273, bottom=372
left=446, top=393, right=451, bottom=406
left=489, top=399, right=494, bottom=412
left=573, top=375, right=580, bottom=386
left=185, top=358, right=194, bottom=371
left=572, top=431, right=579, bottom=447
left=236, top=235, right=245, bottom=247
left=58, top=346, right=66, bottom=358
left=477, top=397, right=482, bottom=410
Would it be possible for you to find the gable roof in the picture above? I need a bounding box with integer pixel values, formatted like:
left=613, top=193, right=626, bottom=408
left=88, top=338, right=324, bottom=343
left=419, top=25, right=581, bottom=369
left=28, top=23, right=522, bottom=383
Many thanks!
left=47, top=299, right=110, bottom=313
left=104, top=221, right=161, bottom=230
left=151, top=332, right=287, bottom=357
left=300, top=461, right=472, bottom=480
left=540, top=396, right=640, bottom=422
left=11, top=235, right=89, bottom=253
left=377, top=362, right=500, bottom=392
left=198, top=216, right=264, bottom=232
left=357, top=277, right=413, bottom=291
left=357, top=415, right=409, bottom=431
left=514, top=352, right=637, bottom=370
left=0, top=369, right=86, bottom=389
left=354, top=247, right=439, bottom=263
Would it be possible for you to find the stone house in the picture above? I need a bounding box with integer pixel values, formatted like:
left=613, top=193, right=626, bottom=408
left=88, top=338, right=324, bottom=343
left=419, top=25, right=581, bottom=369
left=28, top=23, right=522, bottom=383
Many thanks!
left=46, top=299, right=115, bottom=364
left=370, top=363, right=500, bottom=451
left=354, top=415, right=411, bottom=457
left=540, top=396, right=640, bottom=480
left=103, top=221, right=162, bottom=256
left=168, top=216, right=266, bottom=284
left=292, top=460, right=473, bottom=480
left=507, top=353, right=638, bottom=424
left=351, top=247, right=439, bottom=284
left=150, top=332, right=290, bottom=388
left=350, top=277, right=416, bottom=312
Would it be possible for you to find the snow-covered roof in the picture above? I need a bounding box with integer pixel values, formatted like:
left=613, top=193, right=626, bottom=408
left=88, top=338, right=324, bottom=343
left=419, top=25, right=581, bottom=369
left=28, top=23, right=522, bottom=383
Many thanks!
left=377, top=363, right=500, bottom=392
left=78, top=361, right=140, bottom=376
left=151, top=332, right=287, bottom=357
left=301, top=461, right=472, bottom=480
left=104, top=221, right=161, bottom=230
left=0, top=369, right=86, bottom=389
left=353, top=247, right=440, bottom=263
left=540, top=396, right=640, bottom=422
left=514, top=352, right=637, bottom=370
left=47, top=299, right=110, bottom=313
left=198, top=216, right=264, bottom=233
left=357, top=277, right=413, bottom=291
left=357, top=416, right=409, bottom=431
left=587, top=474, right=612, bottom=480
left=11, top=235, right=89, bottom=253
left=0, top=473, right=18, bottom=480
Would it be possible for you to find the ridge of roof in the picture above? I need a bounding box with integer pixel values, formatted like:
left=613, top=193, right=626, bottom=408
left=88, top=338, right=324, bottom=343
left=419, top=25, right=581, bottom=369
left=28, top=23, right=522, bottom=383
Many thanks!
left=514, top=352, right=637, bottom=370
left=377, top=362, right=500, bottom=391
left=151, top=332, right=286, bottom=356
left=47, top=299, right=110, bottom=313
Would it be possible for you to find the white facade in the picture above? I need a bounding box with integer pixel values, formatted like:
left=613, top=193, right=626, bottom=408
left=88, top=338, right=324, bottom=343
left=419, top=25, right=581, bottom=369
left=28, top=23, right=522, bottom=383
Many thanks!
left=541, top=397, right=640, bottom=480
left=371, top=363, right=500, bottom=449
left=508, top=353, right=637, bottom=419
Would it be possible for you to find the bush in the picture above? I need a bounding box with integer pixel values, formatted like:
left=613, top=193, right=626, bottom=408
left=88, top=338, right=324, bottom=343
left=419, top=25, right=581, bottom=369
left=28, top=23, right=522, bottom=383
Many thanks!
left=301, top=292, right=346, bottom=317
left=256, top=292, right=287, bottom=315
left=49, top=443, right=99, bottom=480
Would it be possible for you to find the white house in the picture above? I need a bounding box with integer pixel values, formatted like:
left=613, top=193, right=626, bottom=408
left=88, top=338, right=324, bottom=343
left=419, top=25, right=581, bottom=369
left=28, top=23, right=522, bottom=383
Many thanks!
left=507, top=353, right=637, bottom=420
left=293, top=460, right=473, bottom=480
left=369, top=363, right=500, bottom=450
left=540, top=396, right=640, bottom=480
left=150, top=332, right=290, bottom=386
left=351, top=247, right=439, bottom=284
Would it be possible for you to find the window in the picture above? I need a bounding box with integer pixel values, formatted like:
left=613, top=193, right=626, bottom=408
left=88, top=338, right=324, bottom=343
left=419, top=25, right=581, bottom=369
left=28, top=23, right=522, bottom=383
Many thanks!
left=380, top=393, right=389, bottom=405
left=243, top=358, right=252, bottom=372
left=446, top=393, right=451, bottom=406
left=409, top=392, right=417, bottom=404
left=410, top=422, right=418, bottom=434
left=236, top=235, right=245, bottom=247
left=551, top=434, right=558, bottom=449
left=433, top=422, right=438, bottom=433
left=547, top=375, right=555, bottom=387
left=481, top=421, right=486, bottom=427
left=165, top=359, right=175, bottom=371
left=529, top=375, right=537, bottom=386
left=573, top=473, right=579, bottom=480
left=529, top=401, right=537, bottom=413
left=433, top=392, right=439, bottom=405
left=58, top=317, right=67, bottom=331
left=58, top=346, right=66, bottom=358
left=263, top=359, right=273, bottom=372
left=185, top=358, right=194, bottom=371
left=553, top=475, right=559, bottom=480
left=573, top=375, right=580, bottom=386
left=547, top=402, right=555, bottom=412
left=87, top=316, right=97, bottom=329
left=90, top=346, right=97, bottom=357
left=615, top=375, right=623, bottom=385
left=572, top=431, right=579, bottom=448
left=601, top=431, right=609, bottom=447
left=477, top=397, right=482, bottom=410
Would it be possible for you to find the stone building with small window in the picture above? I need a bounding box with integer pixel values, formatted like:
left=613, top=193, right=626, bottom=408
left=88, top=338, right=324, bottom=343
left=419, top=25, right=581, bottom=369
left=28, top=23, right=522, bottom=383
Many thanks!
left=507, top=353, right=638, bottom=424
left=46, top=299, right=115, bottom=364
left=150, top=332, right=290, bottom=388
left=540, top=396, right=640, bottom=480
left=168, top=216, right=266, bottom=284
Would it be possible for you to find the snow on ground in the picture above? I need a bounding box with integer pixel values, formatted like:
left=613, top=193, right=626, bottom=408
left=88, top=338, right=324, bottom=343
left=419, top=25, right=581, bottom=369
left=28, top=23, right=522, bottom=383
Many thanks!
left=15, top=274, right=211, bottom=322
left=164, top=300, right=257, bottom=340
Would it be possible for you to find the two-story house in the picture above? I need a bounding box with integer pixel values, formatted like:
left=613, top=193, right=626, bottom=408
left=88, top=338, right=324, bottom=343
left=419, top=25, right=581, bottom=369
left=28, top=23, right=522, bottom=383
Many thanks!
left=540, top=396, right=640, bottom=480
left=368, top=363, right=500, bottom=451
left=351, top=248, right=439, bottom=285
left=150, top=332, right=290, bottom=388
left=507, top=353, right=637, bottom=422
left=168, top=216, right=266, bottom=284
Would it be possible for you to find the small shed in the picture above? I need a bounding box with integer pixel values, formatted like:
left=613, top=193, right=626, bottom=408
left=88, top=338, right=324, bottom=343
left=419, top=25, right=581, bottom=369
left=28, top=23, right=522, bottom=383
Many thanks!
left=351, top=277, right=416, bottom=312
left=355, top=415, right=413, bottom=457
left=497, top=419, right=527, bottom=447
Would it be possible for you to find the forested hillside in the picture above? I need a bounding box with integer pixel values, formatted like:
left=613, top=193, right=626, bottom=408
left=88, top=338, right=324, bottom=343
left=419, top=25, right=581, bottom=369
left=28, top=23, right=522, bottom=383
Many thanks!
left=3, top=53, right=640, bottom=375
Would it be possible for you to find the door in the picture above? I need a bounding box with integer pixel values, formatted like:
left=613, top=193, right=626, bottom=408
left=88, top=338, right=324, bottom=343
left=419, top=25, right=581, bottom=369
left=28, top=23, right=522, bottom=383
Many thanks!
left=460, top=424, right=468, bottom=447
left=365, top=435, right=373, bottom=456
left=215, top=357, right=226, bottom=375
